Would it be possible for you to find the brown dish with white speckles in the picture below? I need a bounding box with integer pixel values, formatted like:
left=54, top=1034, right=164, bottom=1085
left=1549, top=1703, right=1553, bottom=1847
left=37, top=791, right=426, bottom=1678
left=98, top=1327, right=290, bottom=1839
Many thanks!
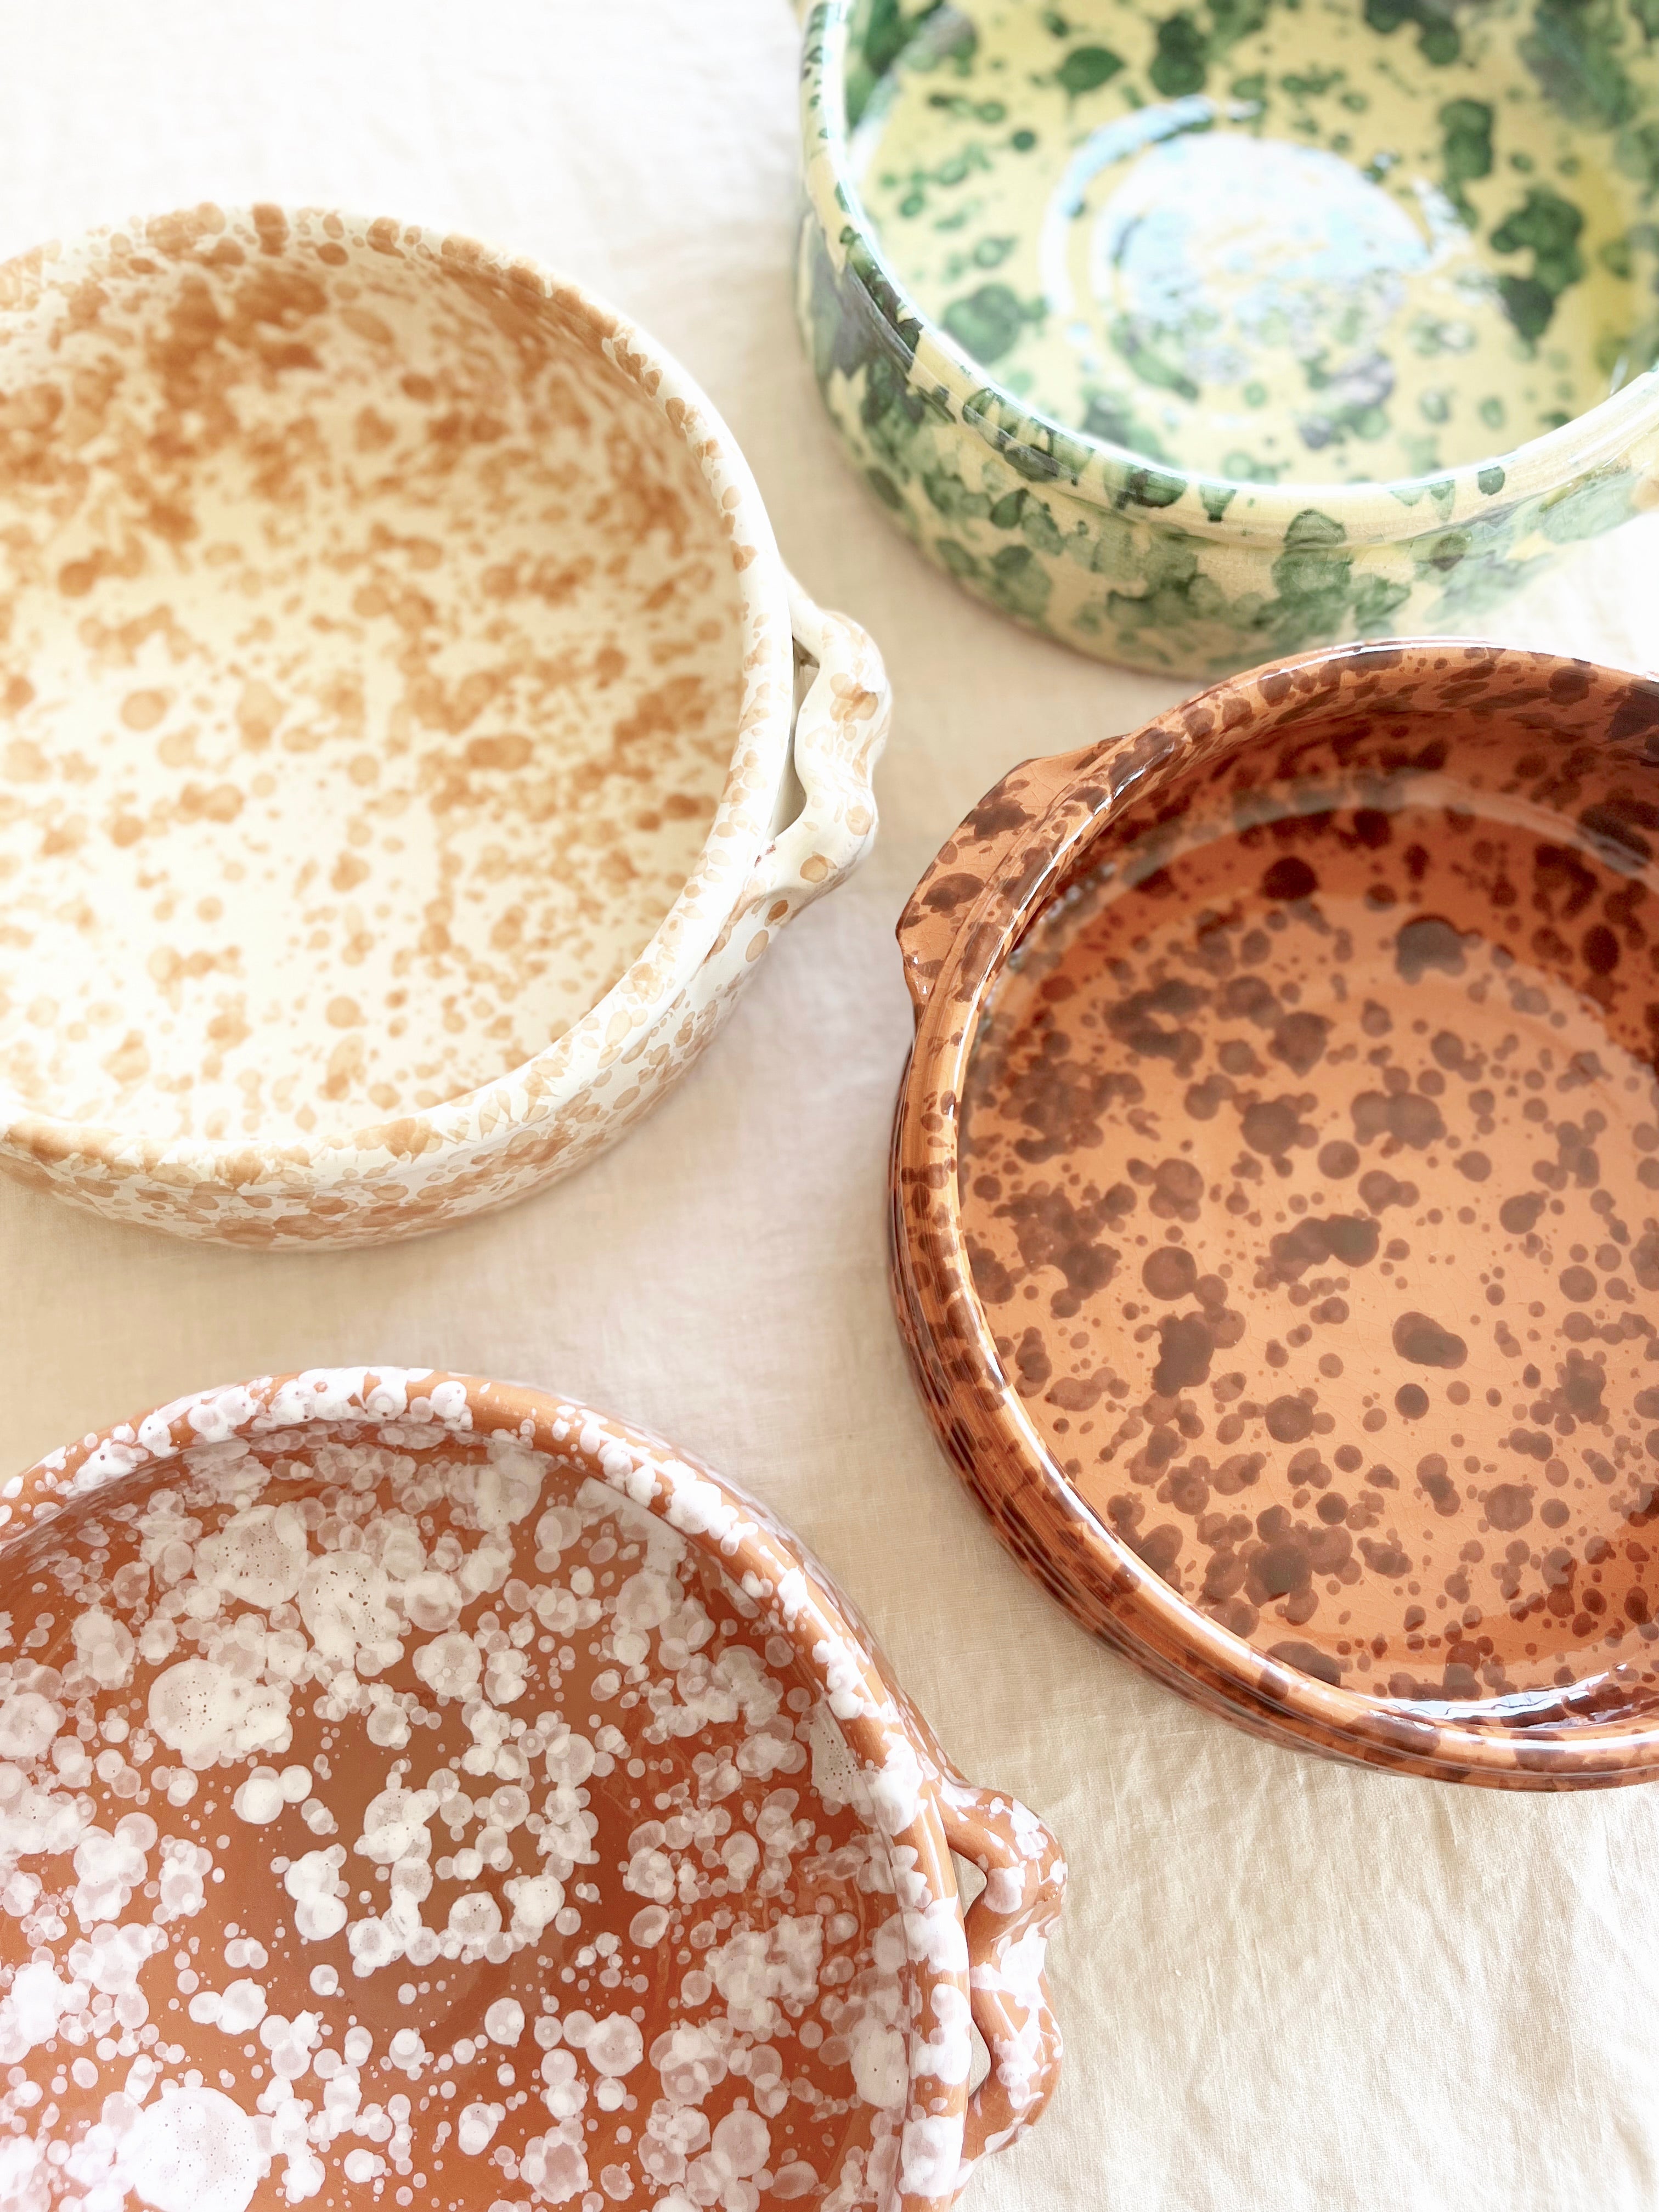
left=893, top=640, right=1659, bottom=1787
left=0, top=1369, right=1064, bottom=2208
left=0, top=205, right=890, bottom=1246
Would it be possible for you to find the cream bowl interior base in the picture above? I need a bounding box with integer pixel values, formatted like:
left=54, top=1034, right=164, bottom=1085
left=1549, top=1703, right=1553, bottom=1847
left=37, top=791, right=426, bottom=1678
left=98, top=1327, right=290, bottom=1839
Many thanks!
left=0, top=207, right=744, bottom=1147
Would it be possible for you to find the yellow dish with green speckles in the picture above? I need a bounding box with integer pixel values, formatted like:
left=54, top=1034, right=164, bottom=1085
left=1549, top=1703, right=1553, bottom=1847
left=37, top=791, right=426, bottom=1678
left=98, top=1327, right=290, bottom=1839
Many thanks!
left=794, top=0, right=1659, bottom=675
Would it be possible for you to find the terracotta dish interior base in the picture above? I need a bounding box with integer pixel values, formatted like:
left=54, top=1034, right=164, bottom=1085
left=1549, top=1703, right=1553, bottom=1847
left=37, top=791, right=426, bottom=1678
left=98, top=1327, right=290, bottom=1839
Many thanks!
left=0, top=207, right=743, bottom=1145
left=895, top=645, right=1659, bottom=1784
left=0, top=1391, right=930, bottom=2209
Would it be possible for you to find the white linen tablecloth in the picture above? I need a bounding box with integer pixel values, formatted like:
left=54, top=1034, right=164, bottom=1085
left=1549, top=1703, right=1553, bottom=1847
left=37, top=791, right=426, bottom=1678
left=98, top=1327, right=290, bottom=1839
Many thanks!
left=3, top=6, right=1659, bottom=2205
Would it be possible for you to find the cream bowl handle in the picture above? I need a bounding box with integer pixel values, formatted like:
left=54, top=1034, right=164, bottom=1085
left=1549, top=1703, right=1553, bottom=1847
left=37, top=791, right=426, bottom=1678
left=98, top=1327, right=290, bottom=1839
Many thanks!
left=756, top=573, right=891, bottom=907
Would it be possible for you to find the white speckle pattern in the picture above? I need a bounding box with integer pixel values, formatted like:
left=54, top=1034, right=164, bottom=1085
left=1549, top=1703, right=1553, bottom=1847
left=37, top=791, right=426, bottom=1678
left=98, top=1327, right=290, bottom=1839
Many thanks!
left=0, top=1369, right=1064, bottom=2208
left=126, top=2085, right=263, bottom=2212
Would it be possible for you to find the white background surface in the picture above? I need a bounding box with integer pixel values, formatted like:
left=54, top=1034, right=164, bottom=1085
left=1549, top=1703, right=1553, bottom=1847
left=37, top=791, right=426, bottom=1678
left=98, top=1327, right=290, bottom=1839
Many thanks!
left=3, top=5, right=1659, bottom=2205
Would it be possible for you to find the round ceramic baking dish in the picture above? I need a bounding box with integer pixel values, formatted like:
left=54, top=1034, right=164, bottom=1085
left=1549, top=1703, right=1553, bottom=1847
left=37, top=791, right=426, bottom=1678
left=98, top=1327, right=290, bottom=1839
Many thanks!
left=0, top=205, right=890, bottom=1248
left=0, top=1367, right=1063, bottom=2210
left=795, top=0, right=1659, bottom=676
left=893, top=639, right=1659, bottom=1788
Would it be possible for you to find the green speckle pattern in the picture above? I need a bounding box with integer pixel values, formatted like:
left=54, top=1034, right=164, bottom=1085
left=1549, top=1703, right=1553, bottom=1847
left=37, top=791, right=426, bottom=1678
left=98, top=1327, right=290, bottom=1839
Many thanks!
left=795, top=0, right=1659, bottom=673
left=850, top=0, right=1656, bottom=482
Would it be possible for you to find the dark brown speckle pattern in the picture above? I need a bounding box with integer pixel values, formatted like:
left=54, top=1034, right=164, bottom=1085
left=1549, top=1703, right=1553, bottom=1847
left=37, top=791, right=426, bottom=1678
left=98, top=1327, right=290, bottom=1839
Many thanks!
left=962, top=796, right=1659, bottom=1710
left=892, top=640, right=1659, bottom=1786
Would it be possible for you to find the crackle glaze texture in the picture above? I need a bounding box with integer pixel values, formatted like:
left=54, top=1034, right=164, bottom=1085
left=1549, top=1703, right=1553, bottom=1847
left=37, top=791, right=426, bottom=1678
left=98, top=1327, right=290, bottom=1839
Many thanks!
left=0, top=1371, right=1063, bottom=2210
left=795, top=0, right=1659, bottom=675
left=892, top=640, right=1659, bottom=1785
left=0, top=207, right=891, bottom=1246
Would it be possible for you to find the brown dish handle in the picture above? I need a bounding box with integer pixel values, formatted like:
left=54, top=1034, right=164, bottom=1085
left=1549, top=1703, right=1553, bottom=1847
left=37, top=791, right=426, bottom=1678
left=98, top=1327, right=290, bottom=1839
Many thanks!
left=943, top=1781, right=1068, bottom=2167
left=897, top=746, right=1098, bottom=1018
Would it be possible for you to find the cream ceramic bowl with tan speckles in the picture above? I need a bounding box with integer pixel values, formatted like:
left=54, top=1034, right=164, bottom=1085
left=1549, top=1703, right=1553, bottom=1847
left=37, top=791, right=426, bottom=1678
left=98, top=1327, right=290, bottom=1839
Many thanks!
left=0, top=205, right=890, bottom=1246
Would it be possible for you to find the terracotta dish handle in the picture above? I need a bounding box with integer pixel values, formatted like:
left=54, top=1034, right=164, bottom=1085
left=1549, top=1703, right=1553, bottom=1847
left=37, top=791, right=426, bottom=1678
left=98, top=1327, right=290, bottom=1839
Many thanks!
left=942, top=1780, right=1068, bottom=2168
left=897, top=743, right=1099, bottom=1016
left=757, top=574, right=890, bottom=909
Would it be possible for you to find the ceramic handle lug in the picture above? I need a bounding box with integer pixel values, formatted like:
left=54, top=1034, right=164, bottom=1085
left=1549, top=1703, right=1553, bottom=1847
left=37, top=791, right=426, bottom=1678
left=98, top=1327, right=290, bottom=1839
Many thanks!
left=896, top=743, right=1099, bottom=1019
left=755, top=574, right=891, bottom=913
left=942, top=1781, right=1067, bottom=2172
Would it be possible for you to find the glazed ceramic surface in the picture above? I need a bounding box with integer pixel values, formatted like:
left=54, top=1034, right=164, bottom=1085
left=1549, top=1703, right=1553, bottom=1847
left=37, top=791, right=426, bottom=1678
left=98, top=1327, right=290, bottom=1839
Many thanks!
left=0, top=1368, right=1063, bottom=2210
left=0, top=206, right=890, bottom=1247
left=892, top=640, right=1659, bottom=1786
left=795, top=0, right=1659, bottom=674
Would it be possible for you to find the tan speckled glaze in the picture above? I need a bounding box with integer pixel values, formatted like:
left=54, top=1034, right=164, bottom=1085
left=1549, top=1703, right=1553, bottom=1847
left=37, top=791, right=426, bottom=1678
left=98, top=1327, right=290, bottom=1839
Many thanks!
left=893, top=641, right=1659, bottom=1787
left=0, top=1369, right=1063, bottom=2209
left=0, top=207, right=891, bottom=1246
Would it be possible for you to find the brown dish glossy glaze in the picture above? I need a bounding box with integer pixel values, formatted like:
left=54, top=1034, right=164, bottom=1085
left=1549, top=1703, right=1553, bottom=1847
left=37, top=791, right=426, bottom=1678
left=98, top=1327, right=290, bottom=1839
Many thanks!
left=892, top=641, right=1659, bottom=1787
left=0, top=1372, right=1064, bottom=2209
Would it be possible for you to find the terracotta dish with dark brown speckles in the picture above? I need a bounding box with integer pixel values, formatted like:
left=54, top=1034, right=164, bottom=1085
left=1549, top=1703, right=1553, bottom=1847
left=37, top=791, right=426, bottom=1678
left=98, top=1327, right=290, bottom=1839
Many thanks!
left=893, top=640, right=1659, bottom=1787
left=0, top=205, right=890, bottom=1247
